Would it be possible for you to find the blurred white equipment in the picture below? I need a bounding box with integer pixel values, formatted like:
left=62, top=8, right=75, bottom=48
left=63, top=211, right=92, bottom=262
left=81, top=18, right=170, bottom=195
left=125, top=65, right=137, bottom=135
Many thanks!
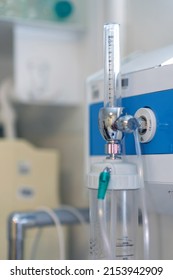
left=0, top=139, right=60, bottom=259
left=0, top=79, right=16, bottom=138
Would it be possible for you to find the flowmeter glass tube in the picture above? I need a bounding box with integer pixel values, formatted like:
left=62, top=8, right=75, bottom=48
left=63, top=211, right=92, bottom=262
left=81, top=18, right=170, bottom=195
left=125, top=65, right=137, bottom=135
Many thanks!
left=104, top=23, right=121, bottom=108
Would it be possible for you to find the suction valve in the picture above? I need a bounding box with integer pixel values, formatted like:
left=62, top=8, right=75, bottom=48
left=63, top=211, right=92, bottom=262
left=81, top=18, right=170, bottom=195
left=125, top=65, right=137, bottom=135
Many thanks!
left=135, top=108, right=157, bottom=143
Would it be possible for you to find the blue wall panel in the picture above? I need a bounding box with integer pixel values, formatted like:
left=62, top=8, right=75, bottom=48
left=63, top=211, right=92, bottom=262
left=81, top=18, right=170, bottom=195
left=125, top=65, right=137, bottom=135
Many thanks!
left=89, top=89, right=173, bottom=155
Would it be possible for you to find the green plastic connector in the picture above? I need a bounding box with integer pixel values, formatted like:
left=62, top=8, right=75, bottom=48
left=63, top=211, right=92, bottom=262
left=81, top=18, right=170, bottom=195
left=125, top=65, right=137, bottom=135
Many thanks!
left=97, top=167, right=111, bottom=200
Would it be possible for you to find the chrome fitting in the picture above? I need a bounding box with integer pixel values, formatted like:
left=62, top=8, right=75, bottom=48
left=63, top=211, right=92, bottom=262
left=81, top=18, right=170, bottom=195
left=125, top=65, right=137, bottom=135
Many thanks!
left=105, top=142, right=121, bottom=159
left=98, top=107, right=140, bottom=158
left=115, top=114, right=139, bottom=133
left=98, top=107, right=123, bottom=142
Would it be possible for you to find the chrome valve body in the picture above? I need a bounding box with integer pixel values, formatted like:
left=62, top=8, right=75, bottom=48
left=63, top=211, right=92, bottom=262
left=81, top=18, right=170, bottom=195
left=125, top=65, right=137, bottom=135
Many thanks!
left=98, top=107, right=139, bottom=158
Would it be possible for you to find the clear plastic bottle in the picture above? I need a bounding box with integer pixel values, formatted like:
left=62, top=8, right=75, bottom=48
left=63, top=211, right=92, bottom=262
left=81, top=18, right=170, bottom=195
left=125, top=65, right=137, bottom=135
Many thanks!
left=88, top=158, right=140, bottom=260
left=111, top=189, right=138, bottom=259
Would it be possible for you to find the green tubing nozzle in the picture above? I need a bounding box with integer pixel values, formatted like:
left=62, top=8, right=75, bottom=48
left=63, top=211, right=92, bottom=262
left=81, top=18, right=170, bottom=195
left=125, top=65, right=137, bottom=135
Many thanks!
left=97, top=167, right=111, bottom=200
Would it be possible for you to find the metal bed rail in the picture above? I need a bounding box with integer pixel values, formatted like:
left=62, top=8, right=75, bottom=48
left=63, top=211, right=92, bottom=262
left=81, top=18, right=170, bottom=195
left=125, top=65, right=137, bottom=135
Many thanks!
left=8, top=207, right=89, bottom=260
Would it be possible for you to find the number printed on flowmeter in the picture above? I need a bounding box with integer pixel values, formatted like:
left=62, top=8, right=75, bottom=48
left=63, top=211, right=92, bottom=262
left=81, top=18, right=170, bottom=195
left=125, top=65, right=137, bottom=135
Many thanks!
left=103, top=266, right=163, bottom=276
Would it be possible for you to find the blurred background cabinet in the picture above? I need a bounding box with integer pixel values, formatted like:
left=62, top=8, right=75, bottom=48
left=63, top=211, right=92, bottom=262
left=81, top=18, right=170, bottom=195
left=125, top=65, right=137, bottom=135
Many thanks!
left=0, top=0, right=86, bottom=30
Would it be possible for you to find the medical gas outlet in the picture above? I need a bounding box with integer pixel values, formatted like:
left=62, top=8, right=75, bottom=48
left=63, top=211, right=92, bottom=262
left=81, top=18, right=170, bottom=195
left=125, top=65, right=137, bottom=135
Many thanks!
left=135, top=108, right=157, bottom=143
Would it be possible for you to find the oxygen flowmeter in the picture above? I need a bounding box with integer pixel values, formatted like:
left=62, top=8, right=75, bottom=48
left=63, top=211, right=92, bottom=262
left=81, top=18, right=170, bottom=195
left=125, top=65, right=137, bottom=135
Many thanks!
left=87, top=23, right=146, bottom=260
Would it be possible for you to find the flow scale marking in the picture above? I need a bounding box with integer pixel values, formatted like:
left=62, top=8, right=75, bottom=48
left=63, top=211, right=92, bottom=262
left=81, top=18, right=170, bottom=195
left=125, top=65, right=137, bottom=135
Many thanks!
left=104, top=23, right=120, bottom=108
left=108, top=34, right=114, bottom=107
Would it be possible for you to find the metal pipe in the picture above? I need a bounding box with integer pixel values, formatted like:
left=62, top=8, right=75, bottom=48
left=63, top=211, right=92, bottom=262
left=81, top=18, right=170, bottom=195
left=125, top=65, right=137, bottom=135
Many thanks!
left=8, top=207, right=89, bottom=260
